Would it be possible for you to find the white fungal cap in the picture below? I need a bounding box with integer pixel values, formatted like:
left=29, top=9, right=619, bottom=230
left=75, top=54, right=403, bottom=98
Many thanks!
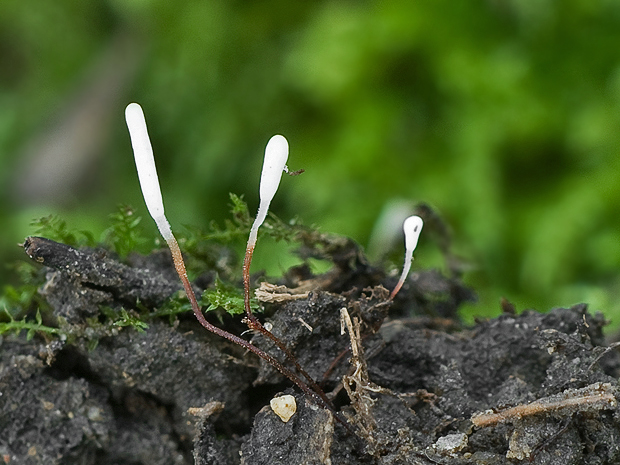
left=390, top=215, right=423, bottom=299
left=260, top=135, right=289, bottom=203
left=248, top=135, right=289, bottom=247
left=125, top=103, right=173, bottom=241
left=404, top=215, right=423, bottom=254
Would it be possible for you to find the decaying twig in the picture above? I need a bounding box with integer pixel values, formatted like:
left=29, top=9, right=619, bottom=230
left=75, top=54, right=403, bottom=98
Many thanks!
left=340, top=307, right=390, bottom=445
left=471, top=382, right=617, bottom=428
left=23, top=236, right=180, bottom=312
left=255, top=282, right=309, bottom=303
left=254, top=273, right=337, bottom=303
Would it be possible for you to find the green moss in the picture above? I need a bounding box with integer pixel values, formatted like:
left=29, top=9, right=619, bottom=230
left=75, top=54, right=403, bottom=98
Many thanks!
left=2, top=197, right=328, bottom=346
left=30, top=215, right=96, bottom=248
left=202, top=275, right=259, bottom=316
left=103, top=205, right=149, bottom=258
left=0, top=309, right=60, bottom=341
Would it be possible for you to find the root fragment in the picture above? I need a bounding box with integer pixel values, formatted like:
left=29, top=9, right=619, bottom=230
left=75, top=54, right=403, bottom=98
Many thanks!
left=340, top=308, right=391, bottom=449
left=472, top=382, right=617, bottom=428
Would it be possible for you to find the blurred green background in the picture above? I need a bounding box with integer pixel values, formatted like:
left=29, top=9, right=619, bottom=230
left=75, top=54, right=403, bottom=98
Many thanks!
left=2, top=0, right=620, bottom=327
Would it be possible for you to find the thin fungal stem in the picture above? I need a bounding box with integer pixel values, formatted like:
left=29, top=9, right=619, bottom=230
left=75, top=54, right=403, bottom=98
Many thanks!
left=242, top=137, right=335, bottom=410
left=389, top=215, right=423, bottom=300
left=528, top=416, right=573, bottom=463
left=243, top=246, right=334, bottom=407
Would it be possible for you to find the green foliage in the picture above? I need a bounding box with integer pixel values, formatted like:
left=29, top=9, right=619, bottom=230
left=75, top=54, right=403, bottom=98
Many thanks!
left=202, top=276, right=259, bottom=316
left=31, top=205, right=150, bottom=259
left=0, top=309, right=60, bottom=341
left=203, top=194, right=309, bottom=244
left=201, top=193, right=253, bottom=243
left=181, top=194, right=318, bottom=279
left=11, top=261, right=40, bottom=286
left=0, top=303, right=150, bottom=347
left=149, top=297, right=193, bottom=325
left=264, top=213, right=312, bottom=244
left=101, top=306, right=149, bottom=332
left=2, top=207, right=153, bottom=344
left=177, top=194, right=251, bottom=278
left=0, top=284, right=37, bottom=316
left=149, top=273, right=261, bottom=323
left=1, top=199, right=283, bottom=345
left=0, top=262, right=47, bottom=323
left=30, top=215, right=95, bottom=247
left=103, top=205, right=148, bottom=258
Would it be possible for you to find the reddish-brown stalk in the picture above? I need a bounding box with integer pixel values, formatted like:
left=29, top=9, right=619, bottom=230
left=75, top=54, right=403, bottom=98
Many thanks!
left=242, top=223, right=337, bottom=411
left=166, top=235, right=342, bottom=418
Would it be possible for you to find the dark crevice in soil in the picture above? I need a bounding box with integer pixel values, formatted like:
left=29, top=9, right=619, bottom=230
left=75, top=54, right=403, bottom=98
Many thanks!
left=44, top=346, right=99, bottom=382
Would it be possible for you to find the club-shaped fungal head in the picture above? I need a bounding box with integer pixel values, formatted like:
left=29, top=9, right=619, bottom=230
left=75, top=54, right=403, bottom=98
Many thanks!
left=247, top=135, right=290, bottom=248
left=404, top=215, right=423, bottom=254
left=125, top=102, right=173, bottom=241
left=390, top=215, right=423, bottom=300
left=260, top=135, right=289, bottom=205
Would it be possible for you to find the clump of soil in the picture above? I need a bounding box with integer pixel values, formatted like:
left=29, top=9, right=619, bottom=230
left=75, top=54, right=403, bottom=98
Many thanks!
left=2, top=236, right=620, bottom=464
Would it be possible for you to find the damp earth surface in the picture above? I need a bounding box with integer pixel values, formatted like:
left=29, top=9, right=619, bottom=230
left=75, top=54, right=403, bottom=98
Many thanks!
left=2, top=235, right=620, bottom=465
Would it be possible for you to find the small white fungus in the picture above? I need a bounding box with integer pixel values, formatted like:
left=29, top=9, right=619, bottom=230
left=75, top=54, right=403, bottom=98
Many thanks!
left=404, top=215, right=423, bottom=253
left=259, top=135, right=289, bottom=206
left=390, top=215, right=423, bottom=299
left=125, top=103, right=173, bottom=241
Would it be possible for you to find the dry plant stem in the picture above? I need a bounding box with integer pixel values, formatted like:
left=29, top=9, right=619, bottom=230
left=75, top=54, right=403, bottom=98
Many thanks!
left=340, top=308, right=387, bottom=446
left=471, top=382, right=617, bottom=428
left=587, top=341, right=620, bottom=371
left=340, top=309, right=360, bottom=358
left=242, top=243, right=335, bottom=410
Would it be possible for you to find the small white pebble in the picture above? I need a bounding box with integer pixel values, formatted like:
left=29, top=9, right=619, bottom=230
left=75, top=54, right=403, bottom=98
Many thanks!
left=270, top=394, right=297, bottom=422
left=432, top=432, right=468, bottom=456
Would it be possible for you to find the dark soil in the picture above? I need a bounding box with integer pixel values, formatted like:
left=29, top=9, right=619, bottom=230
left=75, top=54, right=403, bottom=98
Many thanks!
left=2, top=236, right=620, bottom=464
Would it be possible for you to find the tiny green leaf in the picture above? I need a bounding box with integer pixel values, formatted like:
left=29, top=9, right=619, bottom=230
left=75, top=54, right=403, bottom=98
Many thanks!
left=88, top=339, right=99, bottom=352
left=103, top=205, right=148, bottom=258
left=202, top=276, right=259, bottom=316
